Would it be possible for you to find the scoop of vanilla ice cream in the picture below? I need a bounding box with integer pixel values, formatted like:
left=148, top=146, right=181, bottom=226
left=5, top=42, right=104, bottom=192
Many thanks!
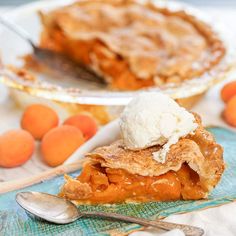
left=120, top=92, right=198, bottom=163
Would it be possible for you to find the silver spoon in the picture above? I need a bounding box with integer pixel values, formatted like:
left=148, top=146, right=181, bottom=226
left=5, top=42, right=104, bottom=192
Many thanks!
left=16, top=191, right=204, bottom=236
left=0, top=17, right=106, bottom=86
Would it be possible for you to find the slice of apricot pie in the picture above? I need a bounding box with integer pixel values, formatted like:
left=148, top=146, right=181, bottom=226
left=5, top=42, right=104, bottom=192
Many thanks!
left=60, top=93, right=225, bottom=204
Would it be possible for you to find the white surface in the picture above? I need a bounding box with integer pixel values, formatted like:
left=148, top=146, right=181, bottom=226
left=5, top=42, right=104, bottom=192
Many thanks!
left=137, top=202, right=236, bottom=236
left=0, top=4, right=236, bottom=236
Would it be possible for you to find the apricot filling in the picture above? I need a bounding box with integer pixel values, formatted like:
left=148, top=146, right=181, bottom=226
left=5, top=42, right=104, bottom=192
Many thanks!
left=39, top=28, right=155, bottom=90
left=60, top=162, right=206, bottom=204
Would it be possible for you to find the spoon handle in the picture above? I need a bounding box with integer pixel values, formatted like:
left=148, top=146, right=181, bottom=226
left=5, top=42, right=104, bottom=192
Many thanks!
left=83, top=211, right=204, bottom=236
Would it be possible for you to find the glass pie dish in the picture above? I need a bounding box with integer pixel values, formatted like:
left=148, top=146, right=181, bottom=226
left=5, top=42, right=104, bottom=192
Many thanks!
left=0, top=0, right=234, bottom=124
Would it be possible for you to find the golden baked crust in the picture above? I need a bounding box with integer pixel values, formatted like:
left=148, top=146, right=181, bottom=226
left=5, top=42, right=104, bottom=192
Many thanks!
left=39, top=0, right=225, bottom=90
left=86, top=115, right=224, bottom=192
left=60, top=114, right=225, bottom=203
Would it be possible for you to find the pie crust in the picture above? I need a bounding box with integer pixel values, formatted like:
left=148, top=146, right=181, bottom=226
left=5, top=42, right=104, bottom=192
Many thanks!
left=60, top=114, right=225, bottom=204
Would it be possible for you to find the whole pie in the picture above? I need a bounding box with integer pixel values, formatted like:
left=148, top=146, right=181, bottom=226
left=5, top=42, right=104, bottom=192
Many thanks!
left=60, top=114, right=225, bottom=204
left=39, top=0, right=225, bottom=90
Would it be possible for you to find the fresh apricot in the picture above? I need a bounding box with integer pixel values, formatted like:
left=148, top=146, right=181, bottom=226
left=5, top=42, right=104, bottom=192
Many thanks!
left=221, top=81, right=236, bottom=103
left=21, top=104, right=59, bottom=140
left=63, top=114, right=98, bottom=140
left=0, top=130, right=35, bottom=168
left=41, top=125, right=85, bottom=167
left=223, top=95, right=236, bottom=127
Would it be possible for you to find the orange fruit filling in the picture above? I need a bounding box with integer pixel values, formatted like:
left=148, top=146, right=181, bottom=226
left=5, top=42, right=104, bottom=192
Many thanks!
left=62, top=162, right=206, bottom=204
left=40, top=27, right=155, bottom=91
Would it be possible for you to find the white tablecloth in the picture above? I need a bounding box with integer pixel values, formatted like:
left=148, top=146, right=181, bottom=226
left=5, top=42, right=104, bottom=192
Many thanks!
left=0, top=5, right=236, bottom=236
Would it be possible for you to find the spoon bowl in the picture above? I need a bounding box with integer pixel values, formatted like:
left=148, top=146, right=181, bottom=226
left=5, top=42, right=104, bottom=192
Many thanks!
left=16, top=191, right=81, bottom=224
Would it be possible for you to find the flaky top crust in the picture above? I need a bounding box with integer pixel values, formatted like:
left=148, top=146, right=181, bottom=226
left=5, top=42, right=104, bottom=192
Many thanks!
left=86, top=114, right=225, bottom=191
